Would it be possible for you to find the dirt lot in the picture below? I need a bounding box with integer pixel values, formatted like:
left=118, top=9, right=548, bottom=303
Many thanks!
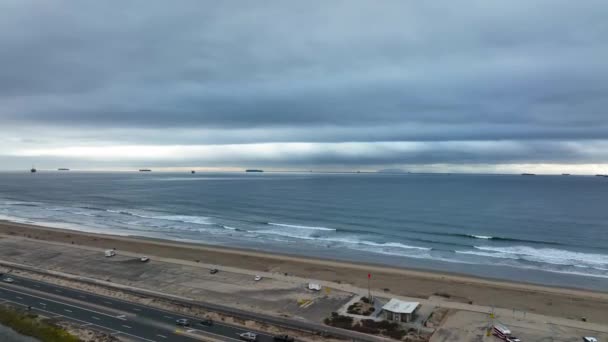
left=430, top=310, right=608, bottom=342
left=0, top=236, right=351, bottom=322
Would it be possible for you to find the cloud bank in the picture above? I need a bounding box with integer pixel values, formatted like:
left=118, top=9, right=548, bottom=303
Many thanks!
left=1, top=1, right=607, bottom=172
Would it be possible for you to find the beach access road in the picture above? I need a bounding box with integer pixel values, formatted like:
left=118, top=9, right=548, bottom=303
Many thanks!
left=0, top=276, right=276, bottom=342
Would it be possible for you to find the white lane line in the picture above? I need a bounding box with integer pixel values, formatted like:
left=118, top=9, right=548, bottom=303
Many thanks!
left=39, top=302, right=47, bottom=306
left=54, top=289, right=62, bottom=293
left=33, top=284, right=40, bottom=288
left=0, top=287, right=125, bottom=321
left=64, top=309, right=73, bottom=313
left=122, top=325, right=132, bottom=329
left=132, top=307, right=141, bottom=311
left=78, top=295, right=86, bottom=299
left=13, top=280, right=270, bottom=337
left=92, top=316, right=101, bottom=320
left=181, top=327, right=242, bottom=342
left=156, top=334, right=167, bottom=339
left=2, top=299, right=154, bottom=342
left=103, top=301, right=112, bottom=305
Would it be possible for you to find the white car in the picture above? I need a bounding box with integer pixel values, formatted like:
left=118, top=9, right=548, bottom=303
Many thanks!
left=239, top=332, right=257, bottom=341
left=254, top=275, right=262, bottom=281
left=2, top=277, right=14, bottom=283
left=583, top=338, right=598, bottom=342
left=140, top=256, right=150, bottom=262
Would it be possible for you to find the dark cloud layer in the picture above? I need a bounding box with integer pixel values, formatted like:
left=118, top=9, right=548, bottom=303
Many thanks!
left=1, top=1, right=608, bottom=170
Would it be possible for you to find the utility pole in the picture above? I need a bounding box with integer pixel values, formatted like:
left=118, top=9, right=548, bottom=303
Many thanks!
left=367, top=273, right=371, bottom=301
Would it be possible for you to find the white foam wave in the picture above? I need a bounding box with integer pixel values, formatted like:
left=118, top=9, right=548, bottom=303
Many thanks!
left=105, top=209, right=213, bottom=225
left=472, top=246, right=608, bottom=270
left=222, top=225, right=238, bottom=231
left=359, top=240, right=431, bottom=250
left=151, top=215, right=214, bottom=225
left=253, top=229, right=430, bottom=250
left=267, top=222, right=336, bottom=231
left=470, top=235, right=492, bottom=239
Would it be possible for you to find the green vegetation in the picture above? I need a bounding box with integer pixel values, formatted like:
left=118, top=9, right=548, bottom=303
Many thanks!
left=325, top=313, right=408, bottom=340
left=0, top=305, right=80, bottom=342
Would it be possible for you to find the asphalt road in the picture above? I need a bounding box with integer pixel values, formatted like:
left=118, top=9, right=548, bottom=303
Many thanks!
left=0, top=275, right=278, bottom=342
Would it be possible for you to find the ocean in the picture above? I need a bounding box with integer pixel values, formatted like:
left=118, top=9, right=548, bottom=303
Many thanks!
left=0, top=171, right=607, bottom=291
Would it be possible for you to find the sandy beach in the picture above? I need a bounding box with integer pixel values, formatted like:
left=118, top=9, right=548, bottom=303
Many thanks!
left=1, top=220, right=608, bottom=325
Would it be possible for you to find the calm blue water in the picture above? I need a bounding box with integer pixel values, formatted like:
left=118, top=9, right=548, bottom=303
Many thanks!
left=1, top=172, right=607, bottom=290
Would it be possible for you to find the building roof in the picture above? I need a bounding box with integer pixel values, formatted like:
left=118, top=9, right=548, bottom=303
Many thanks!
left=382, top=299, right=419, bottom=314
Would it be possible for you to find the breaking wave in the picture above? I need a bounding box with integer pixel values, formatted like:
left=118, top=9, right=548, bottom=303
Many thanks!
left=267, top=222, right=336, bottom=231
left=456, top=245, right=608, bottom=271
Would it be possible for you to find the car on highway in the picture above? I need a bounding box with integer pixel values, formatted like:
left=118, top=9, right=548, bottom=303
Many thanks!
left=506, top=337, right=521, bottom=342
left=175, top=318, right=191, bottom=326
left=140, top=256, right=150, bottom=262
left=254, top=275, right=262, bottom=281
left=239, top=332, right=257, bottom=341
left=209, top=268, right=219, bottom=274
left=2, top=277, right=14, bottom=283
left=199, top=318, right=213, bottom=326
left=273, top=334, right=295, bottom=342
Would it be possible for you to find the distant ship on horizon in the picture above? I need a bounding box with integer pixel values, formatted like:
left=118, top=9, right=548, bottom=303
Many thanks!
left=246, top=169, right=264, bottom=172
left=521, top=173, right=536, bottom=176
left=139, top=169, right=152, bottom=172
left=58, top=168, right=70, bottom=171
left=30, top=167, right=36, bottom=173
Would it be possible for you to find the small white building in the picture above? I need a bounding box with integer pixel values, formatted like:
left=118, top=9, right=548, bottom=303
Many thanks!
left=381, top=299, right=419, bottom=323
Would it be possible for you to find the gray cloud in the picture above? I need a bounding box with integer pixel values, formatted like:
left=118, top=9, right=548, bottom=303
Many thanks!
left=1, top=1, right=608, bottom=170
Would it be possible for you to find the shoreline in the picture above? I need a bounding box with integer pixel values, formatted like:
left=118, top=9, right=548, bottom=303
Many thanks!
left=1, top=219, right=607, bottom=302
left=3, top=220, right=608, bottom=325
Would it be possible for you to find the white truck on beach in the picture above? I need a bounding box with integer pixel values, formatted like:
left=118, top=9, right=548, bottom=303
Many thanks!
left=105, top=249, right=116, bottom=257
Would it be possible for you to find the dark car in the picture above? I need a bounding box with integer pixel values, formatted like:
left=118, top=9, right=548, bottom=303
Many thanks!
left=209, top=268, right=219, bottom=274
left=175, top=318, right=190, bottom=326
left=199, top=318, right=213, bottom=326
left=274, top=335, right=295, bottom=342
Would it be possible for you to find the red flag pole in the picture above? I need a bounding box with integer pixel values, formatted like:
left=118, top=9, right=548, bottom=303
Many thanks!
left=367, top=273, right=371, bottom=301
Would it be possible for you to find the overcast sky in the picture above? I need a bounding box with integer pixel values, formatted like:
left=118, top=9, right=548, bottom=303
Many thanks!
left=1, top=1, right=607, bottom=173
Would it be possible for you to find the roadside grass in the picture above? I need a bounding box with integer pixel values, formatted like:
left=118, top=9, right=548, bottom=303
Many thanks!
left=0, top=305, right=79, bottom=342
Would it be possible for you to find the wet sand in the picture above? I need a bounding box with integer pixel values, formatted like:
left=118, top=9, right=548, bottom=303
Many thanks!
left=1, top=220, right=608, bottom=324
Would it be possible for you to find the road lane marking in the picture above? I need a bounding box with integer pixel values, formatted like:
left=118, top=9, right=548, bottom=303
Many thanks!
left=122, top=325, right=132, bottom=329
left=33, top=284, right=40, bottom=288
left=64, top=309, right=73, bottom=313
left=132, top=307, right=141, bottom=311
left=0, top=287, right=125, bottom=320
left=92, top=316, right=101, bottom=320
left=5, top=279, right=271, bottom=340
left=103, top=301, right=112, bottom=305
left=182, top=327, right=242, bottom=342
left=54, top=289, right=62, bottom=293
left=10, top=279, right=268, bottom=337
left=78, top=295, right=86, bottom=299
left=39, top=302, right=47, bottom=306
left=2, top=299, right=155, bottom=342
left=156, top=334, right=167, bottom=339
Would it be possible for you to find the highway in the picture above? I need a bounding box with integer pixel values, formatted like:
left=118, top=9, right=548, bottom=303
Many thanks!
left=0, top=275, right=278, bottom=342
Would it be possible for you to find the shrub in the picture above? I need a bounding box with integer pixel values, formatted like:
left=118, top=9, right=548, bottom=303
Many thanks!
left=0, top=306, right=79, bottom=342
